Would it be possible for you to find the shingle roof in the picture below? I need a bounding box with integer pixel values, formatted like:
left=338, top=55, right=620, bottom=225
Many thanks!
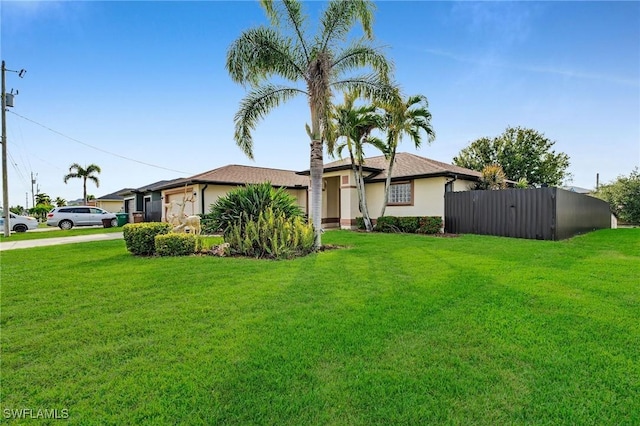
left=164, top=164, right=309, bottom=189
left=322, top=152, right=482, bottom=181
left=97, top=189, right=134, bottom=200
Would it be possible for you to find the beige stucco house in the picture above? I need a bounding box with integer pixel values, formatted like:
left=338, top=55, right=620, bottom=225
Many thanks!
left=300, top=152, right=481, bottom=229
left=156, top=165, right=309, bottom=221
left=145, top=152, right=481, bottom=229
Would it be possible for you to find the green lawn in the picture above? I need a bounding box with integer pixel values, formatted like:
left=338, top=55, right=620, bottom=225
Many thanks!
left=1, top=230, right=638, bottom=424
left=0, top=226, right=123, bottom=242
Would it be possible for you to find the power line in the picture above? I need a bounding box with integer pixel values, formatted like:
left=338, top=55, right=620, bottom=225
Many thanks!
left=8, top=110, right=195, bottom=175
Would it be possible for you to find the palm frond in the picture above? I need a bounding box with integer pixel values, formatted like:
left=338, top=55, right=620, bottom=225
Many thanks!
left=234, top=84, right=307, bottom=159
left=226, top=27, right=306, bottom=86
left=260, top=0, right=310, bottom=63
left=319, top=0, right=375, bottom=51
left=332, top=43, right=393, bottom=83
left=332, top=75, right=397, bottom=104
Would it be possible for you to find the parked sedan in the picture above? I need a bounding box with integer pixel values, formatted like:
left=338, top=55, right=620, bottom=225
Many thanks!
left=47, top=206, right=117, bottom=230
left=0, top=211, right=39, bottom=232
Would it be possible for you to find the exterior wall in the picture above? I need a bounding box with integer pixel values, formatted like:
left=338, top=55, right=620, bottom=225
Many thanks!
left=365, top=177, right=450, bottom=219
left=95, top=200, right=124, bottom=213
left=160, top=184, right=308, bottom=222
left=453, top=178, right=477, bottom=192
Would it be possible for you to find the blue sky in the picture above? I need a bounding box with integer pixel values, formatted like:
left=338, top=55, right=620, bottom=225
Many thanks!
left=1, top=1, right=638, bottom=207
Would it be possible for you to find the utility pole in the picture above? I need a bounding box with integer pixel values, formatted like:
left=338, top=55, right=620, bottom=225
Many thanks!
left=31, top=171, right=37, bottom=208
left=1, top=61, right=26, bottom=237
left=1, top=61, right=9, bottom=237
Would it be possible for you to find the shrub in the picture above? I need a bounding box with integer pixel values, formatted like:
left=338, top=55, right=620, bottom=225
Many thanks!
left=154, top=233, right=197, bottom=257
left=209, top=182, right=304, bottom=236
left=418, top=216, right=443, bottom=234
left=355, top=217, right=365, bottom=230
left=225, top=207, right=314, bottom=259
left=199, top=213, right=219, bottom=235
left=374, top=216, right=400, bottom=233
left=398, top=216, right=420, bottom=233
left=123, top=222, right=171, bottom=256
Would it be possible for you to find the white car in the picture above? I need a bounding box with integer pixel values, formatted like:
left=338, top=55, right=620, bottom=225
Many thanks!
left=47, top=206, right=117, bottom=230
left=0, top=212, right=39, bottom=232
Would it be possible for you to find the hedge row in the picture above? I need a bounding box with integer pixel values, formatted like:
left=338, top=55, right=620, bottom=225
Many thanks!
left=356, top=216, right=443, bottom=234
left=124, top=223, right=197, bottom=256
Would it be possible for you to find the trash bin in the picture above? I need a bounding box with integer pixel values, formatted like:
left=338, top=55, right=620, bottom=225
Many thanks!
left=102, top=218, right=113, bottom=228
left=116, top=212, right=129, bottom=227
left=133, top=212, right=144, bottom=223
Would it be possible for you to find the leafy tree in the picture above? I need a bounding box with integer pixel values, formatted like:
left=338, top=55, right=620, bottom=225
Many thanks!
left=453, top=126, right=570, bottom=187
left=328, top=92, right=385, bottom=231
left=378, top=92, right=435, bottom=217
left=226, top=0, right=393, bottom=248
left=9, top=205, right=25, bottom=215
left=54, top=197, right=67, bottom=207
left=63, top=163, right=101, bottom=205
left=29, top=203, right=53, bottom=221
left=595, top=168, right=640, bottom=224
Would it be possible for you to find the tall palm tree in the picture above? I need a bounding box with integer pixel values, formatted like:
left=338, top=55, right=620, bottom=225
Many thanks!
left=328, top=92, right=385, bottom=231
left=63, top=163, right=101, bottom=205
left=379, top=93, right=435, bottom=217
left=226, top=0, right=393, bottom=249
left=54, top=197, right=67, bottom=207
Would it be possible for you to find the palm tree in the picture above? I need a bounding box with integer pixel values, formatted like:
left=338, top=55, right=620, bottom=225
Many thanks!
left=63, top=163, right=101, bottom=205
left=378, top=93, right=435, bottom=217
left=226, top=0, right=393, bottom=249
left=328, top=92, right=385, bottom=231
left=54, top=197, right=67, bottom=207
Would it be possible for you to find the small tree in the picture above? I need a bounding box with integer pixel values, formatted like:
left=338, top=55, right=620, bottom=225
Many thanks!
left=595, top=168, right=640, bottom=224
left=453, top=126, right=570, bottom=187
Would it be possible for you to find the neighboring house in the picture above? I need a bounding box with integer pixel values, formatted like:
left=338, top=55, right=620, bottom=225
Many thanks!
left=301, top=153, right=482, bottom=229
left=155, top=165, right=309, bottom=221
left=95, top=189, right=132, bottom=213
left=119, top=179, right=184, bottom=223
left=562, top=185, right=593, bottom=194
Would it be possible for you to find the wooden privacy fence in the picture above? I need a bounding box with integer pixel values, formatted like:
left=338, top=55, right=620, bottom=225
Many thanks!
left=444, top=187, right=611, bottom=240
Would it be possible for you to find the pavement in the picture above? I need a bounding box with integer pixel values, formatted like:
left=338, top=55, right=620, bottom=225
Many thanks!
left=0, top=231, right=124, bottom=251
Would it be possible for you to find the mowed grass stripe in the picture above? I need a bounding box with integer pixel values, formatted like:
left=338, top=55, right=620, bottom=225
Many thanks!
left=1, top=229, right=638, bottom=424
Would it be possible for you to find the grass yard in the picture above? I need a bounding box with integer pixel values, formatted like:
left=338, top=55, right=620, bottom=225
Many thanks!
left=1, top=229, right=638, bottom=424
left=0, top=226, right=123, bottom=242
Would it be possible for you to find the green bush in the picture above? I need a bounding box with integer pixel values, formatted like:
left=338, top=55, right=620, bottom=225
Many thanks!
left=355, top=217, right=365, bottom=230
left=155, top=233, right=197, bottom=257
left=209, top=182, right=304, bottom=236
left=123, top=222, right=171, bottom=256
left=398, top=216, right=420, bottom=233
left=225, top=207, right=314, bottom=259
left=373, top=216, right=443, bottom=234
left=374, top=216, right=400, bottom=232
left=199, top=213, right=219, bottom=235
left=418, top=216, right=443, bottom=234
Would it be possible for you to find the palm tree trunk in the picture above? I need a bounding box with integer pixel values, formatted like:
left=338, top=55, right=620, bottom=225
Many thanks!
left=380, top=148, right=396, bottom=218
left=354, top=162, right=373, bottom=231
left=310, top=139, right=323, bottom=248
left=83, top=178, right=87, bottom=205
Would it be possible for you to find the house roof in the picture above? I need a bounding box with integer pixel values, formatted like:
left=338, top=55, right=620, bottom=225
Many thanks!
left=305, top=152, right=483, bottom=182
left=97, top=188, right=134, bottom=201
left=158, top=164, right=309, bottom=190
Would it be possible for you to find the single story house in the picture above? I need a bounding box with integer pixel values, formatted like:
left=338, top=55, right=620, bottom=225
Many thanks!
left=119, top=179, right=185, bottom=223
left=95, top=189, right=133, bottom=213
left=155, top=165, right=309, bottom=221
left=299, top=152, right=482, bottom=228
left=151, top=153, right=482, bottom=230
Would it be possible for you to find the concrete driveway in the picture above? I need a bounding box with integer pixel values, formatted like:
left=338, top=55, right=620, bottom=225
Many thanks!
left=0, top=232, right=123, bottom=251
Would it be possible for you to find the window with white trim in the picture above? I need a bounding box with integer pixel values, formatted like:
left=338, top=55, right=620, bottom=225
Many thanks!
left=389, top=181, right=412, bottom=205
